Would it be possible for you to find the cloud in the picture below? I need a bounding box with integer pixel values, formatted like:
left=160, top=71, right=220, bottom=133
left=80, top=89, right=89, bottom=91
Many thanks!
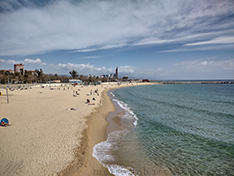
left=160, top=44, right=234, bottom=53
left=185, top=36, right=234, bottom=46
left=56, top=62, right=135, bottom=75
left=24, top=58, right=44, bottom=64
left=75, top=43, right=126, bottom=52
left=82, top=56, right=102, bottom=59
left=0, top=0, right=234, bottom=56
left=0, top=58, right=47, bottom=65
left=172, top=58, right=234, bottom=79
left=119, top=66, right=135, bottom=74
left=134, top=30, right=234, bottom=46
left=133, top=58, right=234, bottom=80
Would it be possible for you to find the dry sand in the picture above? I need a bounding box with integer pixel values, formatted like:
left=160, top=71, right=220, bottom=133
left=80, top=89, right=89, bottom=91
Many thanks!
left=0, top=82, right=155, bottom=176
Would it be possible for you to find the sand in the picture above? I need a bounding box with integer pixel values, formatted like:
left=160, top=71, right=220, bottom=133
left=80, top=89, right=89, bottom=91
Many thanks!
left=0, top=82, right=155, bottom=176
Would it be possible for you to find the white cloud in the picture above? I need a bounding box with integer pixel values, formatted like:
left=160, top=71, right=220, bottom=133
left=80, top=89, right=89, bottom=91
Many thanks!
left=0, top=0, right=234, bottom=56
left=160, top=44, right=234, bottom=53
left=24, top=58, right=43, bottom=64
left=56, top=62, right=135, bottom=76
left=0, top=58, right=47, bottom=65
left=119, top=66, right=135, bottom=73
left=172, top=58, right=234, bottom=79
left=75, top=49, right=99, bottom=53
left=82, top=56, right=102, bottom=59
left=185, top=36, right=234, bottom=46
left=200, top=61, right=214, bottom=66
left=75, top=43, right=126, bottom=52
left=134, top=30, right=234, bottom=46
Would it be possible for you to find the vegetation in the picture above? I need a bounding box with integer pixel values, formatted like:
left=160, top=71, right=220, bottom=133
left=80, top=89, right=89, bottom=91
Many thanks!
left=0, top=68, right=130, bottom=84
left=0, top=69, right=69, bottom=84
left=69, top=70, right=78, bottom=78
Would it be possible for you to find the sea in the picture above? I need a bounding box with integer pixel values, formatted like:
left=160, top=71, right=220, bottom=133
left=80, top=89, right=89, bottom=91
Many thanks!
left=93, top=84, right=234, bottom=176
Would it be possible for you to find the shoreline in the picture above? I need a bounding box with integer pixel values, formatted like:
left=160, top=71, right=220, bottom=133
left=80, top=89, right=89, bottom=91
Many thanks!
left=0, top=82, right=156, bottom=176
left=77, top=89, right=115, bottom=176
left=75, top=83, right=157, bottom=176
left=62, top=88, right=115, bottom=176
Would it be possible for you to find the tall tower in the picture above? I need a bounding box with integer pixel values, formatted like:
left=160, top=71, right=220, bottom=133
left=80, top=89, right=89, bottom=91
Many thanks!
left=115, top=67, right=118, bottom=79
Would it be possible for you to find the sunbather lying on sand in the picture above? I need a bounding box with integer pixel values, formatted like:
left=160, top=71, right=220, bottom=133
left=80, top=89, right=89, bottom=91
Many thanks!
left=66, top=108, right=77, bottom=111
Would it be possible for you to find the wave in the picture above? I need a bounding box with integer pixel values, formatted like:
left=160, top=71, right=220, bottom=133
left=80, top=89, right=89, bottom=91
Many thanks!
left=112, top=98, right=139, bottom=126
left=92, top=130, right=135, bottom=176
left=138, top=95, right=234, bottom=120
left=92, top=91, right=139, bottom=176
left=110, top=92, right=115, bottom=97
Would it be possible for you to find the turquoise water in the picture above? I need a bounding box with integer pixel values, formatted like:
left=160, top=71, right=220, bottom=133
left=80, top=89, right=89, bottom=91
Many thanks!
left=108, top=84, right=234, bottom=175
left=93, top=84, right=234, bottom=175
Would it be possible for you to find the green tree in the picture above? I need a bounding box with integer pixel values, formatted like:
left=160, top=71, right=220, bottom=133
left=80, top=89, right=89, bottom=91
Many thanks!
left=35, top=69, right=44, bottom=83
left=69, top=70, right=78, bottom=78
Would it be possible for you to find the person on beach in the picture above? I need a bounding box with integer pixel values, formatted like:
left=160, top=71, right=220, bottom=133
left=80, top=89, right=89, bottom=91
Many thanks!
left=94, top=89, right=99, bottom=96
left=85, top=99, right=95, bottom=105
left=66, top=108, right=76, bottom=111
left=0, top=118, right=11, bottom=127
left=73, top=90, right=76, bottom=97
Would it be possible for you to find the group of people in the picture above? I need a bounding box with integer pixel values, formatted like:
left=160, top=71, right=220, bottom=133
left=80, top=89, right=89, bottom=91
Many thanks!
left=73, top=90, right=80, bottom=96
left=86, top=98, right=96, bottom=105
left=90, top=89, right=99, bottom=96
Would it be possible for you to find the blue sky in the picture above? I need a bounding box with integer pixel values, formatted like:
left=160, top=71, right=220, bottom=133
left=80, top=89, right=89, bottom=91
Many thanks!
left=0, top=0, right=234, bottom=80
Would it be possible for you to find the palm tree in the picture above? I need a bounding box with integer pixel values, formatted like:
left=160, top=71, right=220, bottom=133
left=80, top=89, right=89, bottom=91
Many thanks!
left=69, top=70, right=78, bottom=78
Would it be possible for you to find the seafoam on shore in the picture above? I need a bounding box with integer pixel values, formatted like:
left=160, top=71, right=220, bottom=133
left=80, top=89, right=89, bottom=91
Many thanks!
left=94, top=84, right=234, bottom=176
left=93, top=91, right=139, bottom=176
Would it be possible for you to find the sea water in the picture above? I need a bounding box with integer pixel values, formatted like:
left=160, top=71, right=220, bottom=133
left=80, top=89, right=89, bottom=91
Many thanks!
left=93, top=84, right=234, bottom=176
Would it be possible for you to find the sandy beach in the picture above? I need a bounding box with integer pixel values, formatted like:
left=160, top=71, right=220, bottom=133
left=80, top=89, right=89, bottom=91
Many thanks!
left=0, top=82, right=154, bottom=176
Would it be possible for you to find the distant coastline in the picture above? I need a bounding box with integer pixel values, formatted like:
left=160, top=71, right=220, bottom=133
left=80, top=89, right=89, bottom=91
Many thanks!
left=153, top=80, right=234, bottom=84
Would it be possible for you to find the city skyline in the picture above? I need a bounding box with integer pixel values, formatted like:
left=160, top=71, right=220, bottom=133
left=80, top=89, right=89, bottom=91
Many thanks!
left=0, top=0, right=234, bottom=80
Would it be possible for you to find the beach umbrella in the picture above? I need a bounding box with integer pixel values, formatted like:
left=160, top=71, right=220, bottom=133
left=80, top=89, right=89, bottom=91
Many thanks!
left=0, top=118, right=9, bottom=124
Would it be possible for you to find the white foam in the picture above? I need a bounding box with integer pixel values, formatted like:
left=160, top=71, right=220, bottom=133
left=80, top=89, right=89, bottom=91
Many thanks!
left=110, top=92, right=115, bottom=97
left=92, top=92, right=140, bottom=176
left=112, top=95, right=139, bottom=127
left=92, top=130, right=136, bottom=176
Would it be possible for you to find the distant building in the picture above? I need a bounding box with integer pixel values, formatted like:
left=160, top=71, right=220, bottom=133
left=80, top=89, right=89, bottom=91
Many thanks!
left=0, top=69, right=15, bottom=74
left=97, top=66, right=118, bottom=80
left=9, top=70, right=15, bottom=74
left=27, top=70, right=38, bottom=76
left=115, top=67, right=118, bottom=79
left=51, top=80, right=61, bottom=83
left=14, top=64, right=25, bottom=75
left=109, top=73, right=114, bottom=78
left=142, top=79, right=150, bottom=82
left=69, top=79, right=82, bottom=84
